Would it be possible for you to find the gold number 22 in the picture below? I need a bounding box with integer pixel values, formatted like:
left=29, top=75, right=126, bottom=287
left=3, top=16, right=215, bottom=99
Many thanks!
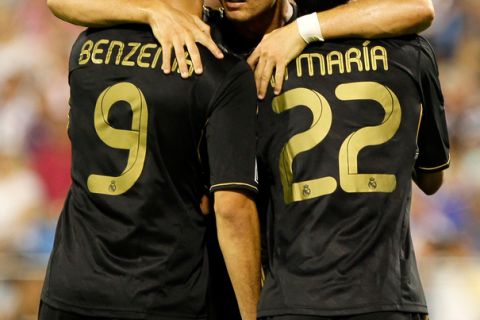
left=273, top=82, right=401, bottom=204
left=87, top=82, right=149, bottom=195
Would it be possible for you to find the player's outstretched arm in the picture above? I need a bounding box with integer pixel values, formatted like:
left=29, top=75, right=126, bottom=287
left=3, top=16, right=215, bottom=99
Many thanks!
left=46, top=0, right=223, bottom=77
left=248, top=0, right=435, bottom=99
left=413, top=170, right=444, bottom=195
left=214, top=190, right=261, bottom=320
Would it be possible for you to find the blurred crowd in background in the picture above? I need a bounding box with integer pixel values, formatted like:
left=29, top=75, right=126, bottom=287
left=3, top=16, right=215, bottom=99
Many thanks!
left=0, top=0, right=478, bottom=319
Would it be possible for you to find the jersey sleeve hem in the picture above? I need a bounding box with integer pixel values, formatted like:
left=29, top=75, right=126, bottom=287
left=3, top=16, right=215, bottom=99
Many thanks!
left=210, top=182, right=258, bottom=194
left=415, top=156, right=450, bottom=173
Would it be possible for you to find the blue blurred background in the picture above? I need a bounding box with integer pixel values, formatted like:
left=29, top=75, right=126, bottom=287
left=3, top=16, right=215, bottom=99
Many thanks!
left=0, top=0, right=478, bottom=319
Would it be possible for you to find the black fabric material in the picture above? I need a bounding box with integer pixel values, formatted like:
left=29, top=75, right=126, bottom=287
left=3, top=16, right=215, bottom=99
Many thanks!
left=256, top=36, right=448, bottom=317
left=261, top=312, right=428, bottom=320
left=41, top=24, right=257, bottom=319
left=296, top=0, right=349, bottom=15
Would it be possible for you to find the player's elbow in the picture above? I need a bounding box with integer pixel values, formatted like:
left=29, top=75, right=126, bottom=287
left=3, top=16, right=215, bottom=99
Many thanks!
left=415, top=0, right=435, bottom=31
left=46, top=0, right=61, bottom=14
left=214, top=190, right=258, bottom=236
left=46, top=0, right=70, bottom=21
left=415, top=171, right=444, bottom=195
left=46, top=0, right=83, bottom=25
left=419, top=183, right=441, bottom=196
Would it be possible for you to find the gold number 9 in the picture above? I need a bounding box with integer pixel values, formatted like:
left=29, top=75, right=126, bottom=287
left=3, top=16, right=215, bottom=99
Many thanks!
left=87, top=82, right=149, bottom=195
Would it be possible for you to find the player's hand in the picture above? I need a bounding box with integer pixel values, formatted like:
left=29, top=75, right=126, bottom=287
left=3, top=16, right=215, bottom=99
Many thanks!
left=199, top=195, right=210, bottom=216
left=247, top=22, right=307, bottom=99
left=148, top=2, right=224, bottom=78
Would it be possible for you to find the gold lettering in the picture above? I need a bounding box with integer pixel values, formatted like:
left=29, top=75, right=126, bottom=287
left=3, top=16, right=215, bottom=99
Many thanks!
left=362, top=41, right=371, bottom=71
left=171, top=59, right=178, bottom=73
left=171, top=52, right=195, bottom=76
left=296, top=54, right=309, bottom=77
left=122, top=42, right=141, bottom=67
left=137, top=44, right=158, bottom=68
left=296, top=53, right=325, bottom=77
left=79, top=40, right=94, bottom=65
left=151, top=47, right=162, bottom=69
left=327, top=51, right=344, bottom=75
left=370, top=46, right=388, bottom=71
left=310, top=53, right=326, bottom=76
left=92, top=39, right=109, bottom=64
left=345, top=48, right=363, bottom=73
left=288, top=41, right=389, bottom=80
left=105, top=41, right=125, bottom=65
left=185, top=53, right=194, bottom=76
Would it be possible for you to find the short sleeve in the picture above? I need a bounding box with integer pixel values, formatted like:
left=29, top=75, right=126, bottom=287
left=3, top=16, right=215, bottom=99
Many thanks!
left=206, top=61, right=259, bottom=193
left=415, top=38, right=450, bottom=173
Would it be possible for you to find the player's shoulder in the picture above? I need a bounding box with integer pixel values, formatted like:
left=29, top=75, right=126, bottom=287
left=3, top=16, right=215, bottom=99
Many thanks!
left=415, top=35, right=438, bottom=63
left=71, top=24, right=155, bottom=58
left=79, top=24, right=154, bottom=42
left=382, top=35, right=439, bottom=72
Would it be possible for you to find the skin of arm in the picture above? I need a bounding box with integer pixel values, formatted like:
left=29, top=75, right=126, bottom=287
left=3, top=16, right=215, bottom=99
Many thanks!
left=46, top=0, right=223, bottom=76
left=248, top=0, right=436, bottom=98
left=214, top=190, right=261, bottom=320
left=319, top=0, right=434, bottom=39
left=413, top=170, right=444, bottom=195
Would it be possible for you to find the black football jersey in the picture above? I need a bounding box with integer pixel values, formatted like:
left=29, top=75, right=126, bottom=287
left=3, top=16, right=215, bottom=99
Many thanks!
left=256, top=36, right=449, bottom=317
left=41, top=25, right=258, bottom=319
left=296, top=0, right=349, bottom=14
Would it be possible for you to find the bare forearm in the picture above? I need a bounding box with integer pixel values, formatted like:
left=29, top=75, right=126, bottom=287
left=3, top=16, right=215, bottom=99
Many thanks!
left=319, top=0, right=435, bottom=39
left=216, top=200, right=261, bottom=320
left=46, top=0, right=160, bottom=26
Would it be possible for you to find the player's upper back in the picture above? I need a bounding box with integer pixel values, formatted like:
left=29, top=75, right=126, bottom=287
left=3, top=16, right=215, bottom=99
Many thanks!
left=256, top=35, right=448, bottom=316
left=68, top=25, right=253, bottom=200
left=43, top=25, right=257, bottom=318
